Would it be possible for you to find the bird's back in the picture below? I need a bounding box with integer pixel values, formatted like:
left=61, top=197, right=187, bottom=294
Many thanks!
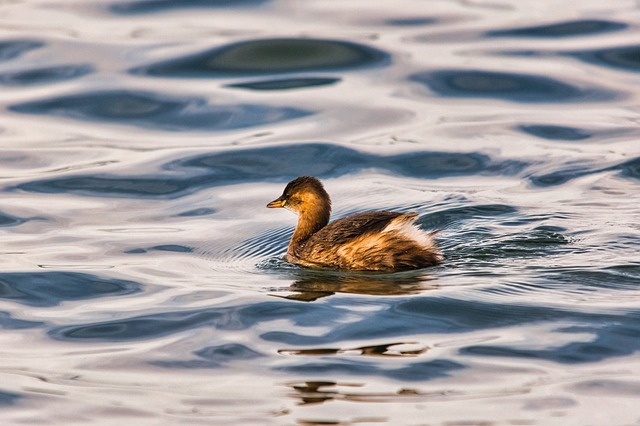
left=290, top=211, right=442, bottom=271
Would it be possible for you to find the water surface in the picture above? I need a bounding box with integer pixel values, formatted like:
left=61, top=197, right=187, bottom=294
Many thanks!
left=0, top=1, right=639, bottom=425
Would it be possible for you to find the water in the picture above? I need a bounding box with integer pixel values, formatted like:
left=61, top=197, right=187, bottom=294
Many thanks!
left=1, top=0, right=639, bottom=424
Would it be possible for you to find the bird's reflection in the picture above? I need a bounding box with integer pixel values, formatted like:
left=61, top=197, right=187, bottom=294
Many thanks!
left=285, top=380, right=426, bottom=406
left=279, top=342, right=429, bottom=357
left=271, top=268, right=437, bottom=301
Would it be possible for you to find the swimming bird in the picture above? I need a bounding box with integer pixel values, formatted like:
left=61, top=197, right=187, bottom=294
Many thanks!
left=266, top=176, right=442, bottom=271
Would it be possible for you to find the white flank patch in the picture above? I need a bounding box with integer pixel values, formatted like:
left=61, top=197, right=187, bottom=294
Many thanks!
left=383, top=220, right=438, bottom=251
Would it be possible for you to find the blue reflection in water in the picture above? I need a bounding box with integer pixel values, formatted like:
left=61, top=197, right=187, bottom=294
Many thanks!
left=570, top=45, right=640, bottom=73
left=0, top=389, right=21, bottom=406
left=11, top=144, right=529, bottom=199
left=518, top=124, right=592, bottom=141
left=0, top=311, right=44, bottom=329
left=411, top=69, right=619, bottom=102
left=529, top=156, right=640, bottom=187
left=48, top=301, right=333, bottom=341
left=0, top=64, right=93, bottom=86
left=10, top=90, right=311, bottom=131
left=0, top=39, right=44, bottom=61
left=0, top=211, right=27, bottom=227
left=110, top=0, right=269, bottom=14
left=0, top=272, right=142, bottom=307
left=153, top=343, right=264, bottom=369
left=125, top=244, right=194, bottom=254
left=228, top=77, right=340, bottom=91
left=486, top=19, right=627, bottom=38
left=274, top=357, right=464, bottom=382
left=131, top=38, right=390, bottom=77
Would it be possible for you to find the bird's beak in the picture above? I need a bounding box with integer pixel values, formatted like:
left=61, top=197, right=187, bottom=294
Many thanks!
left=266, top=196, right=287, bottom=208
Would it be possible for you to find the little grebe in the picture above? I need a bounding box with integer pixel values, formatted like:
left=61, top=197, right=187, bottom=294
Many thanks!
left=266, top=176, right=442, bottom=271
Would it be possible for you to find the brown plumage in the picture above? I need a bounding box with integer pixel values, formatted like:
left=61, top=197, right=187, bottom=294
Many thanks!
left=266, top=176, right=442, bottom=272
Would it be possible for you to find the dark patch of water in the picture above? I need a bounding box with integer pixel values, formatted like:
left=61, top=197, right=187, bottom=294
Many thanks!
left=0, top=272, right=142, bottom=307
left=131, top=38, right=389, bottom=77
left=0, top=39, right=44, bottom=61
left=462, top=317, right=640, bottom=364
left=173, top=144, right=524, bottom=181
left=569, top=45, right=640, bottom=73
left=261, top=297, right=637, bottom=349
left=546, top=265, right=640, bottom=291
left=0, top=390, right=21, bottom=406
left=445, top=226, right=572, bottom=263
left=110, top=0, right=268, bottom=14
left=227, top=77, right=340, bottom=91
left=613, top=156, right=640, bottom=181
left=14, top=143, right=528, bottom=198
left=9, top=90, right=310, bottom=131
left=153, top=343, right=264, bottom=368
left=275, top=358, right=464, bottom=382
left=385, top=17, right=440, bottom=27
left=48, top=300, right=334, bottom=341
left=125, top=244, right=194, bottom=254
left=0, top=211, right=27, bottom=227
left=0, top=311, right=45, bottom=329
left=518, top=124, right=591, bottom=141
left=486, top=19, right=627, bottom=38
left=410, top=69, right=618, bottom=103
left=529, top=156, right=640, bottom=187
left=175, top=207, right=217, bottom=217
left=419, top=204, right=518, bottom=229
left=0, top=64, right=93, bottom=86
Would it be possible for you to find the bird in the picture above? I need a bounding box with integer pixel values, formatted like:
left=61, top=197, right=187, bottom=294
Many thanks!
left=266, top=176, right=442, bottom=272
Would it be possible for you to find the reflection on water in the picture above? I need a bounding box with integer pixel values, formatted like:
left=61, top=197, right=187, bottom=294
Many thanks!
left=570, top=44, right=640, bottom=72
left=1, top=0, right=639, bottom=424
left=486, top=19, right=627, bottom=38
left=132, top=38, right=389, bottom=77
left=228, top=77, right=340, bottom=91
left=11, top=90, right=310, bottom=131
left=0, top=271, right=142, bottom=307
left=270, top=268, right=435, bottom=301
left=279, top=342, right=429, bottom=357
left=411, top=69, right=618, bottom=103
left=0, top=39, right=43, bottom=61
left=12, top=143, right=527, bottom=198
left=0, top=64, right=93, bottom=87
left=109, top=0, right=268, bottom=15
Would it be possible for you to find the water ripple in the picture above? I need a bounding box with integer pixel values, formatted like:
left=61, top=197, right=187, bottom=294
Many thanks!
left=486, top=19, right=627, bottom=38
left=0, top=211, right=27, bottom=227
left=153, top=343, right=264, bottom=368
left=0, top=64, right=93, bottom=86
left=110, top=0, right=268, bottom=15
left=0, top=311, right=44, bottom=329
left=0, top=39, right=43, bottom=61
left=275, top=358, right=464, bottom=382
left=410, top=69, right=619, bottom=103
left=529, top=156, right=640, bottom=186
left=10, top=90, right=310, bottom=131
left=518, top=124, right=592, bottom=141
left=569, top=45, right=640, bottom=73
left=462, top=314, right=640, bottom=364
left=0, top=390, right=21, bottom=406
left=13, top=143, right=527, bottom=198
left=228, top=77, right=340, bottom=91
left=48, top=301, right=332, bottom=341
left=0, top=271, right=142, bottom=307
left=131, top=38, right=389, bottom=77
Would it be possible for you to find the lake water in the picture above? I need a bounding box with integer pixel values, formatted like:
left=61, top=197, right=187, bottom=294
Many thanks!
left=1, top=0, right=639, bottom=424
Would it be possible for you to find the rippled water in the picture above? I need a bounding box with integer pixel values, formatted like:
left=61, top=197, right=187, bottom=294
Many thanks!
left=1, top=0, right=639, bottom=424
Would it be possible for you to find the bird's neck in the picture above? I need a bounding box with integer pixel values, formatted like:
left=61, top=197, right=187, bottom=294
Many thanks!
left=288, top=202, right=330, bottom=252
